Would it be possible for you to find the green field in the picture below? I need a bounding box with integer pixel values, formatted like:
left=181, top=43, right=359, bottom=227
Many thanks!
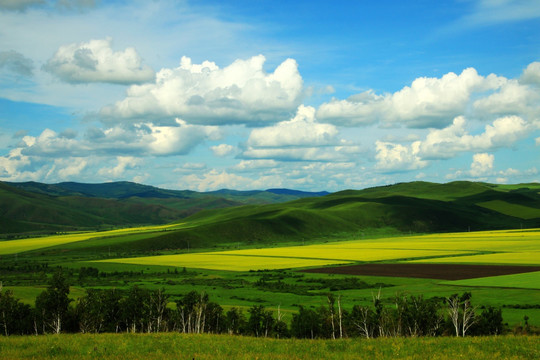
left=443, top=271, right=540, bottom=289
left=0, top=333, right=538, bottom=360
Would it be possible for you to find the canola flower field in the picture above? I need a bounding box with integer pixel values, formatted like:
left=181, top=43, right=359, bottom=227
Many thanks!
left=97, top=228, right=540, bottom=271
left=0, top=224, right=179, bottom=255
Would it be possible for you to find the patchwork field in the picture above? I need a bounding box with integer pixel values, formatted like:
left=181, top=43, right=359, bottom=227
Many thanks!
left=0, top=224, right=179, bottom=255
left=96, top=228, right=540, bottom=273
left=97, top=253, right=352, bottom=271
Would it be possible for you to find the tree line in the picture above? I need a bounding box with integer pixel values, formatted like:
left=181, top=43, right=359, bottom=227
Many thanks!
left=0, top=269, right=507, bottom=338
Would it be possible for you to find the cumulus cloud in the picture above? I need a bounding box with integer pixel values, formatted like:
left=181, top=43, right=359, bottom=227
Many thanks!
left=99, top=55, right=303, bottom=125
left=374, top=115, right=536, bottom=172
left=473, top=79, right=540, bottom=117
left=470, top=153, right=494, bottom=177
left=0, top=148, right=33, bottom=180
left=0, top=50, right=34, bottom=76
left=247, top=105, right=338, bottom=148
left=17, top=120, right=220, bottom=158
left=520, top=61, right=540, bottom=85
left=56, top=158, right=88, bottom=179
left=43, top=38, right=154, bottom=84
left=418, top=115, right=533, bottom=159
left=211, top=144, right=235, bottom=157
left=318, top=68, right=503, bottom=128
left=97, top=156, right=140, bottom=178
left=241, top=105, right=359, bottom=162
left=374, top=141, right=427, bottom=172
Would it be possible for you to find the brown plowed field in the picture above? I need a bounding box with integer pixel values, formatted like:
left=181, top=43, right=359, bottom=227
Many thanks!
left=300, top=263, right=540, bottom=280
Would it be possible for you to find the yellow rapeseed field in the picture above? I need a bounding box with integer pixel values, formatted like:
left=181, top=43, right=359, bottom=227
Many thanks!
left=216, top=246, right=471, bottom=262
left=97, top=253, right=352, bottom=271
left=96, top=228, right=540, bottom=271
left=0, top=224, right=178, bottom=255
left=411, top=251, right=540, bottom=265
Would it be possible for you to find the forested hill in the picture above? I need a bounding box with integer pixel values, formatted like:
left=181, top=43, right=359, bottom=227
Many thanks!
left=0, top=181, right=328, bottom=236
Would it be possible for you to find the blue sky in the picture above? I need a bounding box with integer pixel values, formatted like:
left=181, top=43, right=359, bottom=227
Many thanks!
left=1, top=0, right=539, bottom=191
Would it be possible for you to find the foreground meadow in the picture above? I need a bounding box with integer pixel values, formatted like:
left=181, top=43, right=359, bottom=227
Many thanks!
left=0, top=333, right=538, bottom=360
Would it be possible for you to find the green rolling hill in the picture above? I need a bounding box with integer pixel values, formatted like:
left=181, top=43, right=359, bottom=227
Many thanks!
left=0, top=181, right=329, bottom=237
left=19, top=180, right=538, bottom=254
left=2, top=180, right=540, bottom=252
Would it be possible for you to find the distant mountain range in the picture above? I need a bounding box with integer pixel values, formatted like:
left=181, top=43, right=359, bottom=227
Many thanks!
left=0, top=181, right=329, bottom=236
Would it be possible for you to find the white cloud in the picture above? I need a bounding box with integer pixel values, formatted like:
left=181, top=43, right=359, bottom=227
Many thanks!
left=473, top=79, right=540, bottom=117
left=247, top=105, right=338, bottom=148
left=211, top=144, right=235, bottom=157
left=97, top=156, right=140, bottom=178
left=232, top=159, right=278, bottom=171
left=317, top=68, right=503, bottom=128
left=520, top=61, right=540, bottom=84
left=242, top=105, right=358, bottom=162
left=0, top=50, right=34, bottom=76
left=16, top=119, right=220, bottom=158
left=0, top=148, right=32, bottom=180
left=470, top=153, right=494, bottom=177
left=374, top=141, right=427, bottom=172
left=374, top=114, right=535, bottom=172
left=418, top=115, right=533, bottom=159
left=56, top=158, right=87, bottom=179
left=143, top=120, right=221, bottom=156
left=43, top=38, right=155, bottom=84
left=178, top=169, right=256, bottom=191
left=100, top=55, right=303, bottom=125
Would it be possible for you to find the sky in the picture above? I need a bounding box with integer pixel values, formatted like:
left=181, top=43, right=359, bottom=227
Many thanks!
left=0, top=0, right=539, bottom=192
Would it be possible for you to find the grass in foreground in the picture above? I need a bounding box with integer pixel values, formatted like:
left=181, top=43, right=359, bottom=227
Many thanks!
left=0, top=333, right=538, bottom=360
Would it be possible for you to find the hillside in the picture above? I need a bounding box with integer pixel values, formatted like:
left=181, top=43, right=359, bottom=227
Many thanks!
left=0, top=181, right=329, bottom=236
left=39, top=180, right=540, bottom=253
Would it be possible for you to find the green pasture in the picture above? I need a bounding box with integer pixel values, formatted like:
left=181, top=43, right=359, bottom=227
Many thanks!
left=443, top=271, right=540, bottom=290
left=478, top=200, right=540, bottom=220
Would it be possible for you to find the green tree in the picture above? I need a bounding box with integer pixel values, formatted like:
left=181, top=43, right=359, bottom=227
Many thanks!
left=225, top=307, right=246, bottom=335
left=247, top=305, right=275, bottom=337
left=291, top=306, right=321, bottom=339
left=34, top=269, right=72, bottom=334
left=0, top=288, right=32, bottom=336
